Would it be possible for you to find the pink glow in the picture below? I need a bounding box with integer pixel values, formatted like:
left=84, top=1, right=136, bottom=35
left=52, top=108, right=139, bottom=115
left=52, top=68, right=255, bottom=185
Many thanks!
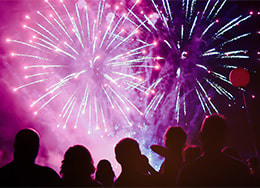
left=155, top=65, right=160, bottom=70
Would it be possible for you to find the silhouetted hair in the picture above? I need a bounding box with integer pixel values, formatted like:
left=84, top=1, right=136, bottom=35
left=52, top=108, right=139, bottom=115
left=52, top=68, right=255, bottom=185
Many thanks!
left=96, top=159, right=115, bottom=186
left=200, top=114, right=227, bottom=148
left=60, top=145, right=95, bottom=184
left=14, top=128, right=40, bottom=162
left=164, top=126, right=187, bottom=150
left=115, top=138, right=141, bottom=166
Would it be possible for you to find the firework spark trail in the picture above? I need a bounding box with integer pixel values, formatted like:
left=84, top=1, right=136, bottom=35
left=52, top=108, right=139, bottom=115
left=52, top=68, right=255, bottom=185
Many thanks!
left=143, top=0, right=253, bottom=127
left=213, top=0, right=227, bottom=19
left=207, top=0, right=219, bottom=19
left=8, top=0, right=161, bottom=133
left=202, top=0, right=211, bottom=18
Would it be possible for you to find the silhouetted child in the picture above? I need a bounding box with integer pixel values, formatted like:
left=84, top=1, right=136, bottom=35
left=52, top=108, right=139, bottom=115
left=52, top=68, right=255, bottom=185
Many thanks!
left=177, top=114, right=250, bottom=186
left=0, top=128, right=61, bottom=186
left=183, top=145, right=201, bottom=164
left=114, top=138, right=156, bottom=187
left=60, top=145, right=102, bottom=187
left=151, top=126, right=187, bottom=186
left=95, top=159, right=115, bottom=187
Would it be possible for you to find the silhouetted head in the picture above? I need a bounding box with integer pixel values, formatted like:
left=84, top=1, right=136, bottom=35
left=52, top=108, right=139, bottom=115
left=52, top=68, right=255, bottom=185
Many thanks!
left=14, top=128, right=40, bottom=163
left=222, top=146, right=241, bottom=159
left=183, top=145, right=201, bottom=163
left=60, top=145, right=95, bottom=185
left=200, top=114, right=227, bottom=152
left=96, top=159, right=114, bottom=174
left=96, top=159, right=115, bottom=186
left=164, top=126, right=187, bottom=151
left=115, top=138, right=141, bottom=169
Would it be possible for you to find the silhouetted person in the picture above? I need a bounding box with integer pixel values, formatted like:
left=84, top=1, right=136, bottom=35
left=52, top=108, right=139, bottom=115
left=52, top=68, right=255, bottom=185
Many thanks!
left=0, top=128, right=61, bottom=186
left=177, top=114, right=250, bottom=186
left=183, top=145, right=201, bottom=164
left=222, top=146, right=241, bottom=159
left=114, top=138, right=155, bottom=187
left=95, top=159, right=115, bottom=187
left=151, top=126, right=187, bottom=186
left=60, top=145, right=102, bottom=187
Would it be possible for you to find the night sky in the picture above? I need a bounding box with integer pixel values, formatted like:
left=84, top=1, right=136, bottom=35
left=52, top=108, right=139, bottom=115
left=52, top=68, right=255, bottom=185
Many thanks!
left=0, top=0, right=259, bottom=174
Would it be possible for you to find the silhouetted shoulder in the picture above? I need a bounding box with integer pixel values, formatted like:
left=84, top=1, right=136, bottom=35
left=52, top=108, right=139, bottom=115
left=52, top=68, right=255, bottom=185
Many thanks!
left=177, top=153, right=250, bottom=186
left=0, top=162, right=61, bottom=186
left=34, top=165, right=62, bottom=186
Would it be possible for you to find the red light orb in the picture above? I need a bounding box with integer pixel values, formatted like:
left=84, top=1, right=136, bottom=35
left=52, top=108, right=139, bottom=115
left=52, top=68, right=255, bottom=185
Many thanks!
left=229, top=68, right=250, bottom=87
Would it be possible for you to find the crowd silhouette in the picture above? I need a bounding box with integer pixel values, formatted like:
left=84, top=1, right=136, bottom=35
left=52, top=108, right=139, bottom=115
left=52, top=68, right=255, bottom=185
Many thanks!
left=0, top=114, right=259, bottom=187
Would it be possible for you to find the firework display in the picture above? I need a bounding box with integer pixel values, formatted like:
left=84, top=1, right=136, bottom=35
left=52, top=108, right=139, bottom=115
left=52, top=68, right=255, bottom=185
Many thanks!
left=143, top=0, right=256, bottom=131
left=2, top=0, right=259, bottom=171
left=7, top=0, right=163, bottom=134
